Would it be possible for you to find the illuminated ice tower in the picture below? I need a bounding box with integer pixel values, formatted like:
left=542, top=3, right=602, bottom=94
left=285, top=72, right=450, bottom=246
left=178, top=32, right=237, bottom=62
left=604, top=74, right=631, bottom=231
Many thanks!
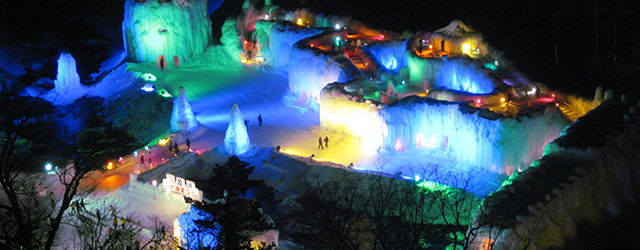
left=122, top=0, right=212, bottom=64
left=171, top=86, right=199, bottom=133
left=223, top=104, right=251, bottom=155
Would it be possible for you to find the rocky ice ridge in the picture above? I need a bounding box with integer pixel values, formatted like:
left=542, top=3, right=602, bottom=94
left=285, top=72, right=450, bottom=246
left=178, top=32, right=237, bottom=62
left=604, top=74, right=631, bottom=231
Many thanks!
left=469, top=97, right=640, bottom=249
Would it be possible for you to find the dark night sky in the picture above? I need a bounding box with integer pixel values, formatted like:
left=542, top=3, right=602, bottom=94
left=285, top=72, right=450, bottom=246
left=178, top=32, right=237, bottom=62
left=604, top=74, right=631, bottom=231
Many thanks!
left=1, top=0, right=639, bottom=96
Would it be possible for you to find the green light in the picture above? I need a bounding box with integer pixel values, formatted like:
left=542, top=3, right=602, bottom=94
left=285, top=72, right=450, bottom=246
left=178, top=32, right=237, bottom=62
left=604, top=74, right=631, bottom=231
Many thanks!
left=157, top=89, right=173, bottom=98
left=417, top=180, right=451, bottom=193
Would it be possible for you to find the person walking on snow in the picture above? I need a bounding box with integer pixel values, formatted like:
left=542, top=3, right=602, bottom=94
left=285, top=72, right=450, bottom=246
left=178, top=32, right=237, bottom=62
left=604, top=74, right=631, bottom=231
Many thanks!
left=324, top=136, right=329, bottom=148
left=140, top=155, right=145, bottom=166
left=147, top=151, right=152, bottom=166
left=186, top=138, right=191, bottom=151
left=258, top=114, right=263, bottom=127
left=318, top=137, right=324, bottom=149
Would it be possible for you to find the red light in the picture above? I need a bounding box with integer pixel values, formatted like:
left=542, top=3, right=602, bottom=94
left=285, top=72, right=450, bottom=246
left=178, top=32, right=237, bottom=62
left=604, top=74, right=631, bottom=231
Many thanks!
left=476, top=99, right=481, bottom=104
left=243, top=40, right=248, bottom=44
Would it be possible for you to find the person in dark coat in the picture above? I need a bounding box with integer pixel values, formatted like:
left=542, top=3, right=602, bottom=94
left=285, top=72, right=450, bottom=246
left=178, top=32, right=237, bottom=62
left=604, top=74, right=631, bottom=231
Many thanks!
left=324, top=136, right=329, bottom=148
left=186, top=138, right=191, bottom=151
left=258, top=114, right=263, bottom=127
left=318, top=137, right=324, bottom=149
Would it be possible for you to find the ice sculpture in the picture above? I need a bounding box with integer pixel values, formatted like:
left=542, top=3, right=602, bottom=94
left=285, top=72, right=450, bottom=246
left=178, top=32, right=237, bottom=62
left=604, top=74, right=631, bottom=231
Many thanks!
left=54, top=52, right=82, bottom=91
left=122, top=0, right=211, bottom=63
left=223, top=104, right=251, bottom=155
left=170, top=86, right=199, bottom=133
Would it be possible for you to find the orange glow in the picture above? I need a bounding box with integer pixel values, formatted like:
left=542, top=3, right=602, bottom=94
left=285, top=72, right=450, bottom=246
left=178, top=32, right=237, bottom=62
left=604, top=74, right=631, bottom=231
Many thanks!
left=500, top=97, right=506, bottom=103
left=310, top=44, right=314, bottom=47
left=106, top=162, right=114, bottom=171
left=297, top=18, right=303, bottom=25
left=555, top=103, right=559, bottom=106
left=243, top=40, right=248, bottom=44
left=159, top=138, right=170, bottom=146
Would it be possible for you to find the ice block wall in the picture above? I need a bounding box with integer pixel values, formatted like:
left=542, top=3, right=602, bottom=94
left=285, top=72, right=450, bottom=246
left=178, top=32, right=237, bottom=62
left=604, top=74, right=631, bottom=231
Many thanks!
left=434, top=57, right=496, bottom=94
left=288, top=42, right=346, bottom=100
left=366, top=40, right=409, bottom=73
left=320, top=84, right=385, bottom=149
left=320, top=85, right=569, bottom=174
left=122, top=0, right=212, bottom=63
left=382, top=98, right=568, bottom=173
left=382, top=97, right=503, bottom=169
left=268, top=22, right=323, bottom=70
left=405, top=53, right=443, bottom=89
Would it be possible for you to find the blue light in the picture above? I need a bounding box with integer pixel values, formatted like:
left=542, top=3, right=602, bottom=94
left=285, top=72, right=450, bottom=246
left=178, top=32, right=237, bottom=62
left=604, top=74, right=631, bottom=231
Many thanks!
left=141, top=83, right=156, bottom=92
left=335, top=36, right=341, bottom=41
left=44, top=163, right=53, bottom=172
left=383, top=58, right=398, bottom=70
left=435, top=59, right=495, bottom=94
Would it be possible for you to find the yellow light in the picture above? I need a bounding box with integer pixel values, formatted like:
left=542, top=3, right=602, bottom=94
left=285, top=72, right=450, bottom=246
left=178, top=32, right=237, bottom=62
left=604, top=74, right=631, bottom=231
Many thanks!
left=462, top=44, right=471, bottom=54
left=297, top=18, right=303, bottom=25
left=106, top=162, right=114, bottom=171
left=159, top=138, right=169, bottom=146
left=428, top=44, right=433, bottom=49
left=241, top=59, right=247, bottom=63
left=310, top=44, right=314, bottom=47
left=500, top=97, right=506, bottom=103
left=555, top=103, right=559, bottom=106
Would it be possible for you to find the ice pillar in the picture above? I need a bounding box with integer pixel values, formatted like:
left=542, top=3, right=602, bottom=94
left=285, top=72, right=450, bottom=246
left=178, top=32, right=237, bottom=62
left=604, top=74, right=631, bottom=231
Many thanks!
left=54, top=52, right=81, bottom=91
left=223, top=104, right=251, bottom=155
left=170, top=86, right=199, bottom=133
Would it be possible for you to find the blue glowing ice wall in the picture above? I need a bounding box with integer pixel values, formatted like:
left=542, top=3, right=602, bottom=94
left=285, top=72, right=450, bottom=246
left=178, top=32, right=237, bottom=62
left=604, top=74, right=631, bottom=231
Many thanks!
left=366, top=40, right=408, bottom=73
left=381, top=97, right=569, bottom=174
left=434, top=57, right=496, bottom=94
left=171, top=87, right=199, bottom=133
left=122, top=0, right=212, bottom=63
left=289, top=42, right=346, bottom=101
left=268, top=22, right=323, bottom=70
left=223, top=104, right=251, bottom=155
left=178, top=206, right=219, bottom=249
